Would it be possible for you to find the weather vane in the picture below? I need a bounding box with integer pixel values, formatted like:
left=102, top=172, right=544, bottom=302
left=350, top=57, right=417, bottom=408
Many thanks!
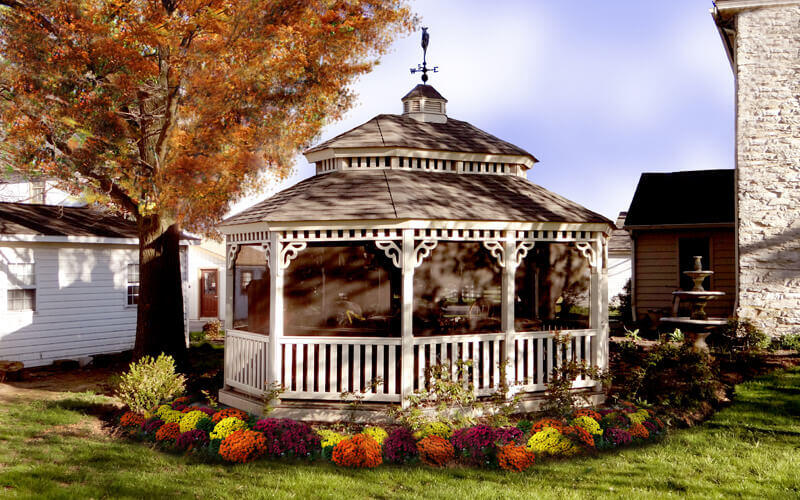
left=410, top=27, right=438, bottom=84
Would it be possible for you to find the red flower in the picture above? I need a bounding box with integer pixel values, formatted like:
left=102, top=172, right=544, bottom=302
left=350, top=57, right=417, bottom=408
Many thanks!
left=332, top=434, right=382, bottom=468
left=155, top=422, right=181, bottom=442
left=219, top=429, right=268, bottom=463
left=497, top=445, right=535, bottom=472
left=417, top=435, right=454, bottom=467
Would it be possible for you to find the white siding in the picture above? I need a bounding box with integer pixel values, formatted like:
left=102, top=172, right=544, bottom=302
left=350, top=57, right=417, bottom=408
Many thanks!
left=608, top=255, right=631, bottom=300
left=0, top=242, right=138, bottom=367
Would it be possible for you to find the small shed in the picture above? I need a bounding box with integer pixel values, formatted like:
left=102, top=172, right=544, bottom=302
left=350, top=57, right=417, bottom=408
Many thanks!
left=219, top=84, right=613, bottom=418
left=624, top=169, right=735, bottom=325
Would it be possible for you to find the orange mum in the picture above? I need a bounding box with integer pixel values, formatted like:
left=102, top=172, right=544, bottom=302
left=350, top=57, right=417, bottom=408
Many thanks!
left=211, top=408, right=248, bottom=424
left=332, top=435, right=382, bottom=468
left=497, top=445, right=535, bottom=472
left=573, top=409, right=602, bottom=421
left=629, top=423, right=650, bottom=439
left=417, top=435, right=455, bottom=467
left=563, top=425, right=595, bottom=448
left=531, top=418, right=568, bottom=434
left=155, top=422, right=181, bottom=442
left=119, top=412, right=145, bottom=428
left=219, top=429, right=268, bottom=463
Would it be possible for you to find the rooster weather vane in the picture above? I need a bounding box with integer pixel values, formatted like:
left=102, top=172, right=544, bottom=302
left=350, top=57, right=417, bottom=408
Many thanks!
left=410, top=27, right=438, bottom=84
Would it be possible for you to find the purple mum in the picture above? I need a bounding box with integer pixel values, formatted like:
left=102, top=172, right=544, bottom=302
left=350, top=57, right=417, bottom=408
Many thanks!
left=175, top=430, right=210, bottom=451
left=605, top=427, right=632, bottom=447
left=383, top=428, right=418, bottom=464
left=254, top=418, right=320, bottom=457
left=141, top=418, right=165, bottom=434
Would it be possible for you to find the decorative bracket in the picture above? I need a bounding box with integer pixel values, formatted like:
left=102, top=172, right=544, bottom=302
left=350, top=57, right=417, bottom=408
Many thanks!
left=260, top=242, right=271, bottom=269
left=280, top=242, right=307, bottom=269
left=482, top=240, right=505, bottom=268
left=414, top=240, right=438, bottom=268
left=226, top=244, right=240, bottom=270
left=375, top=240, right=402, bottom=268
left=514, top=242, right=535, bottom=267
left=575, top=242, right=598, bottom=269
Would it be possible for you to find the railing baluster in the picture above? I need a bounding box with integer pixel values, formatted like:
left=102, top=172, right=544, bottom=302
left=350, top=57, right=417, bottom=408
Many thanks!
left=330, top=344, right=338, bottom=393
left=340, top=344, right=350, bottom=393
left=481, top=341, right=489, bottom=389
left=364, top=345, right=373, bottom=393
left=376, top=344, right=385, bottom=394
left=352, top=344, right=362, bottom=393
left=387, top=345, right=397, bottom=394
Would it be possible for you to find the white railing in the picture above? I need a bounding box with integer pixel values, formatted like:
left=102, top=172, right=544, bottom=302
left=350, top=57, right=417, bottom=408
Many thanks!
left=413, top=333, right=506, bottom=396
left=279, top=337, right=402, bottom=402
left=224, top=329, right=270, bottom=397
left=225, top=329, right=598, bottom=403
left=512, top=329, right=597, bottom=391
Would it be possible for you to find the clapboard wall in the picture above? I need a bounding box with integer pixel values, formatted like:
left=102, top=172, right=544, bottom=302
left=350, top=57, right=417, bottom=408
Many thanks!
left=0, top=241, right=139, bottom=367
left=632, top=228, right=736, bottom=322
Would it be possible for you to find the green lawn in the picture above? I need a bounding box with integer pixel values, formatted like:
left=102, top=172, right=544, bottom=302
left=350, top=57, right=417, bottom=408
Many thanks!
left=1, top=368, right=799, bottom=499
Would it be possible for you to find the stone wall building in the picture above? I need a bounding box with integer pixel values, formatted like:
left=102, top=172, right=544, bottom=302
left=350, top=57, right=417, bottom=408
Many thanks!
left=713, top=0, right=800, bottom=336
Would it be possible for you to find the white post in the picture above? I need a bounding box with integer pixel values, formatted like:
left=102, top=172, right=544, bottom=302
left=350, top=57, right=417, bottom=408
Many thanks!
left=224, top=242, right=235, bottom=331
left=502, top=231, right=516, bottom=389
left=400, top=229, right=415, bottom=408
left=598, top=236, right=610, bottom=372
left=268, top=231, right=283, bottom=391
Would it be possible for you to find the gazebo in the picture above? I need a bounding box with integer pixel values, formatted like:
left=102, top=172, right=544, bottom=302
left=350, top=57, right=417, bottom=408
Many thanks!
left=219, top=79, right=613, bottom=419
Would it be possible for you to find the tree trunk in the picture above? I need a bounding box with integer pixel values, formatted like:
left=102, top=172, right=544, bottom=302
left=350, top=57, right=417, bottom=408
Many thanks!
left=133, top=214, right=187, bottom=367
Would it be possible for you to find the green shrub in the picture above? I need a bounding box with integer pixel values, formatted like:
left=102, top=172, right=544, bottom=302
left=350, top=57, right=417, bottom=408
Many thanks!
left=711, top=319, right=769, bottom=355
left=189, top=331, right=205, bottom=343
left=116, top=354, right=186, bottom=413
left=618, top=343, right=720, bottom=411
left=777, top=333, right=800, bottom=351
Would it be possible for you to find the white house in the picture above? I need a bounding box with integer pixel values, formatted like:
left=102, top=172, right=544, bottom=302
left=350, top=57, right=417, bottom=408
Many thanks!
left=0, top=202, right=145, bottom=367
left=608, top=212, right=632, bottom=301
left=0, top=177, right=227, bottom=367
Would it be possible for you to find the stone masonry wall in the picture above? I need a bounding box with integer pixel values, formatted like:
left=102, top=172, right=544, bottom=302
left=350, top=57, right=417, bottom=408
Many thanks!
left=736, top=5, right=800, bottom=336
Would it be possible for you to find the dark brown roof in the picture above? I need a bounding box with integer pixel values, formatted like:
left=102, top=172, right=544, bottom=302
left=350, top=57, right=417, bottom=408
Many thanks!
left=608, top=211, right=631, bottom=254
left=223, top=170, right=611, bottom=226
left=624, top=170, right=735, bottom=227
left=0, top=202, right=138, bottom=238
left=305, top=114, right=538, bottom=162
left=402, top=84, right=447, bottom=101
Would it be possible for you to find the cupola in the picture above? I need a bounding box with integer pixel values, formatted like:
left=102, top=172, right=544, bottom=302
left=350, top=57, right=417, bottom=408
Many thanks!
left=401, top=84, right=448, bottom=123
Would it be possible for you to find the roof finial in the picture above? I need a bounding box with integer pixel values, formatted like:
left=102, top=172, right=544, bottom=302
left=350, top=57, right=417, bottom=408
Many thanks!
left=410, top=27, right=438, bottom=84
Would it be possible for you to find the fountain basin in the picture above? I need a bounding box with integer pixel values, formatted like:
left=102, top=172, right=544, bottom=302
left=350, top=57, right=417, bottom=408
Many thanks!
left=660, top=317, right=727, bottom=352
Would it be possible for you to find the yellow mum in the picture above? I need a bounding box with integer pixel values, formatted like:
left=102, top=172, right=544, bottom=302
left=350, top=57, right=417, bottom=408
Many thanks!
left=318, top=429, right=346, bottom=449
left=627, top=410, right=650, bottom=425
left=154, top=405, right=173, bottom=418
left=571, top=415, right=603, bottom=436
left=179, top=410, right=207, bottom=433
left=160, top=409, right=183, bottom=424
left=362, top=426, right=388, bottom=445
left=416, top=422, right=452, bottom=440
left=526, top=428, right=579, bottom=457
left=210, top=417, right=248, bottom=440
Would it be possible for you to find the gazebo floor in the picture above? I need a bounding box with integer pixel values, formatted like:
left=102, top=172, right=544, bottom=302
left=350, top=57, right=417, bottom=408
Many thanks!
left=218, top=386, right=605, bottom=423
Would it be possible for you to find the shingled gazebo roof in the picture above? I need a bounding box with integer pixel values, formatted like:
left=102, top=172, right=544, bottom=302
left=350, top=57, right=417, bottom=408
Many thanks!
left=224, top=84, right=611, bottom=230
left=224, top=170, right=609, bottom=225
left=305, top=114, right=537, bottom=162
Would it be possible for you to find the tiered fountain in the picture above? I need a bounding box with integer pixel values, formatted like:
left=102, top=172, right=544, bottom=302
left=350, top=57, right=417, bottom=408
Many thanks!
left=660, top=256, right=726, bottom=351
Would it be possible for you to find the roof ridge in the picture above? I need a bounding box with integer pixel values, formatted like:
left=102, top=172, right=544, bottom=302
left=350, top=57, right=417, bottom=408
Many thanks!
left=374, top=116, right=386, bottom=146
left=383, top=170, right=398, bottom=218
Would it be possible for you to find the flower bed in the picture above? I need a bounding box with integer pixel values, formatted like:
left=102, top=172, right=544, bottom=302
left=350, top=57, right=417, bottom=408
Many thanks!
left=112, top=401, right=668, bottom=470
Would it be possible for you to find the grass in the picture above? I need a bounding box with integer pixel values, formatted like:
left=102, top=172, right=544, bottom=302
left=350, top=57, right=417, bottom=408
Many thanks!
left=1, top=369, right=799, bottom=499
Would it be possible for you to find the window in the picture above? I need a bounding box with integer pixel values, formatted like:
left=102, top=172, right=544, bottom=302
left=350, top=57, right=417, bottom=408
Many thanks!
left=127, top=264, right=140, bottom=305
left=7, top=263, right=35, bottom=311
left=30, top=181, right=45, bottom=203
left=241, top=270, right=253, bottom=292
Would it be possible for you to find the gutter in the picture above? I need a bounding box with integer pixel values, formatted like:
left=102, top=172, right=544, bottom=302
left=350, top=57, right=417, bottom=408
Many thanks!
left=711, top=3, right=737, bottom=71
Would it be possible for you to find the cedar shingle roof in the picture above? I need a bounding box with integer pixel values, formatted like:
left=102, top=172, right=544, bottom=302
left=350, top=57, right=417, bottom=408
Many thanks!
left=305, top=114, right=537, bottom=162
left=223, top=170, right=611, bottom=226
left=0, top=202, right=138, bottom=237
left=624, top=170, right=735, bottom=227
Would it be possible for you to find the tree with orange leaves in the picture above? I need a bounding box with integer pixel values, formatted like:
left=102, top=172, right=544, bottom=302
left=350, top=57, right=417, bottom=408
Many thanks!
left=0, top=0, right=415, bottom=363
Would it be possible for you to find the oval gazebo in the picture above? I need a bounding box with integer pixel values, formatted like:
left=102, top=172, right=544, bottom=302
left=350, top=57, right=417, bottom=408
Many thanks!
left=219, top=82, right=613, bottom=419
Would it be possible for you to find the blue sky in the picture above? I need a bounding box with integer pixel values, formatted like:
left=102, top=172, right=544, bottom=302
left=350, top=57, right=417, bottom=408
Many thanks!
left=233, top=0, right=735, bottom=221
